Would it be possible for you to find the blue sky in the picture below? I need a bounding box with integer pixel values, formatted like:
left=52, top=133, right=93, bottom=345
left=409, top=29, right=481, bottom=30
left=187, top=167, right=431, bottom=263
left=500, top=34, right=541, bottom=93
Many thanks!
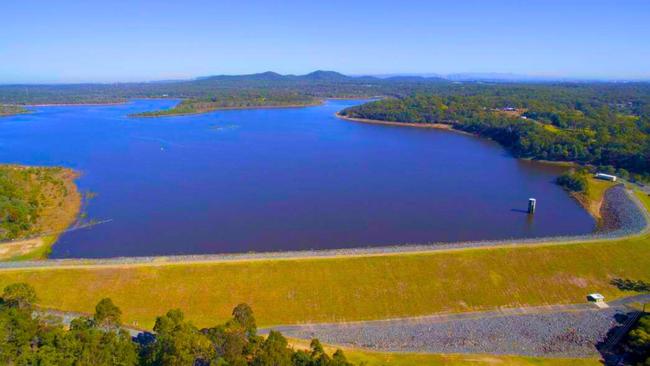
left=2, top=0, right=649, bottom=83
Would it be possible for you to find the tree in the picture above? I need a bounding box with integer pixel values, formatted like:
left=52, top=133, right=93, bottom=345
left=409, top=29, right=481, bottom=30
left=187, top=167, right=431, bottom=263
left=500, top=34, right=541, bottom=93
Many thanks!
left=331, top=349, right=353, bottom=366
left=628, top=315, right=650, bottom=364
left=252, top=330, right=292, bottom=366
left=556, top=171, right=589, bottom=192
left=291, top=350, right=313, bottom=366
left=2, top=283, right=36, bottom=309
left=145, top=309, right=215, bottom=366
left=94, top=298, right=122, bottom=328
left=204, top=322, right=250, bottom=366
left=232, top=303, right=257, bottom=337
left=309, top=339, right=331, bottom=366
left=0, top=285, right=358, bottom=366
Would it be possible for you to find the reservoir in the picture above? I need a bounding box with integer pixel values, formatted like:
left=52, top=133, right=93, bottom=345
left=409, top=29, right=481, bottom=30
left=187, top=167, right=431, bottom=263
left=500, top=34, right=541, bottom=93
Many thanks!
left=0, top=99, right=595, bottom=258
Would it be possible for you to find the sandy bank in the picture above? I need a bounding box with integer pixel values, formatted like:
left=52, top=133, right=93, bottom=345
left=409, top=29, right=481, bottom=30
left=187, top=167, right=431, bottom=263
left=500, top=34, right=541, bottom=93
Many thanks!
left=334, top=112, right=472, bottom=134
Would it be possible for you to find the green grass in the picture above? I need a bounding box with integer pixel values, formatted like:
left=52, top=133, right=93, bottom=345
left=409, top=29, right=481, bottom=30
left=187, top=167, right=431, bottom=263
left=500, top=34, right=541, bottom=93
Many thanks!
left=636, top=189, right=650, bottom=209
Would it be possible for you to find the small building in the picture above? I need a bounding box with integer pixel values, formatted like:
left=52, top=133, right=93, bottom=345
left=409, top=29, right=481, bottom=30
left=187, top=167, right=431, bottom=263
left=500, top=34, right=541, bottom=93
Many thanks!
left=587, top=293, right=605, bottom=303
left=595, top=173, right=617, bottom=182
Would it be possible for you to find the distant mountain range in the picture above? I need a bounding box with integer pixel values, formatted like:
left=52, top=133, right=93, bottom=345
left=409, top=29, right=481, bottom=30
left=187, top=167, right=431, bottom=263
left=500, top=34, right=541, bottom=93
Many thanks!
left=194, top=70, right=447, bottom=84
left=194, top=70, right=649, bottom=84
left=1, top=70, right=647, bottom=105
left=5, top=70, right=647, bottom=87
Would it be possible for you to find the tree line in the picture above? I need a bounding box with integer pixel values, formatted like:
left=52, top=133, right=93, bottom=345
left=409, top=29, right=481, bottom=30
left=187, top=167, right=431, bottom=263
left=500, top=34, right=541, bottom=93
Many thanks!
left=340, top=87, right=650, bottom=178
left=0, top=283, right=356, bottom=366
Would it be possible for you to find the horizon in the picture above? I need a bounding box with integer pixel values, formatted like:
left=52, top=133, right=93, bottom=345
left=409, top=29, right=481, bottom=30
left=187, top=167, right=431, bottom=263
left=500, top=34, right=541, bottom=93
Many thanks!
left=2, top=70, right=650, bottom=86
left=3, top=0, right=650, bottom=84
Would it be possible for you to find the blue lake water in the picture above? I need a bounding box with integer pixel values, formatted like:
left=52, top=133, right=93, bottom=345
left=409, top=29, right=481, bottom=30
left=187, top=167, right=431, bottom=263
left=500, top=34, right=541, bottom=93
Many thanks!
left=0, top=99, right=595, bottom=258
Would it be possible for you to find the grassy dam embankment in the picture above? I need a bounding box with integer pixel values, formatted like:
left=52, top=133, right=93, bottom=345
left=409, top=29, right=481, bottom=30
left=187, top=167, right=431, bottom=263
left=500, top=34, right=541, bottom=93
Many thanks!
left=0, top=189, right=646, bottom=331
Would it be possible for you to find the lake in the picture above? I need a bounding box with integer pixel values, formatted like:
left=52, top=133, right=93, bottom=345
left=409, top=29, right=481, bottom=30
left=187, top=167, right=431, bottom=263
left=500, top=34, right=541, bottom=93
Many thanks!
left=0, top=99, right=595, bottom=258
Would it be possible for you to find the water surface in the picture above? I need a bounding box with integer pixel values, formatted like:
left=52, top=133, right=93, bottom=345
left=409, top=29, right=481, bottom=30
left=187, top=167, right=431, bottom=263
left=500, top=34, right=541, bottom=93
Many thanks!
left=0, top=99, right=595, bottom=258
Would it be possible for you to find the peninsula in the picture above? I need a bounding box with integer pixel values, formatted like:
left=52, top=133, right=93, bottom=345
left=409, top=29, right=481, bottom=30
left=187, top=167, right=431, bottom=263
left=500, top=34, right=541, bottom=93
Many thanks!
left=0, top=105, right=28, bottom=117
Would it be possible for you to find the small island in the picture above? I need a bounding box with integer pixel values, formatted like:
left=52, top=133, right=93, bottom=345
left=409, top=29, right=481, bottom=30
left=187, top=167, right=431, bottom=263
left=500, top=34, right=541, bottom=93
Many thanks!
left=130, top=92, right=322, bottom=117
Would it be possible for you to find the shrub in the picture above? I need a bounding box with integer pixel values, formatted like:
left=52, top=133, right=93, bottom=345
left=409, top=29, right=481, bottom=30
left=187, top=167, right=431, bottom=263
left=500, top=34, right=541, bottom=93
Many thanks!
left=556, top=171, right=589, bottom=192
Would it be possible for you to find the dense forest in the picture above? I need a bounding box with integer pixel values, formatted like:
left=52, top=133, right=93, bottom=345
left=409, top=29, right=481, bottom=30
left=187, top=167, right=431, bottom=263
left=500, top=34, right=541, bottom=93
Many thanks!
left=131, top=91, right=320, bottom=117
left=0, top=282, right=355, bottom=366
left=0, top=166, right=80, bottom=241
left=339, top=85, right=650, bottom=178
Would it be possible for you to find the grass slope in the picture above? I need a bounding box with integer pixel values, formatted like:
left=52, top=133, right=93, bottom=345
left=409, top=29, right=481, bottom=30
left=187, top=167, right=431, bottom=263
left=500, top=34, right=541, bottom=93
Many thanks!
left=0, top=190, right=646, bottom=330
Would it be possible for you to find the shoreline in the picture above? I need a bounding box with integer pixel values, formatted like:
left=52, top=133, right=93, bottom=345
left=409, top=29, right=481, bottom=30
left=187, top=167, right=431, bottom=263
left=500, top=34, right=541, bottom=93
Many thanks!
left=336, top=113, right=611, bottom=224
left=336, top=113, right=582, bottom=169
left=334, top=112, right=474, bottom=135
